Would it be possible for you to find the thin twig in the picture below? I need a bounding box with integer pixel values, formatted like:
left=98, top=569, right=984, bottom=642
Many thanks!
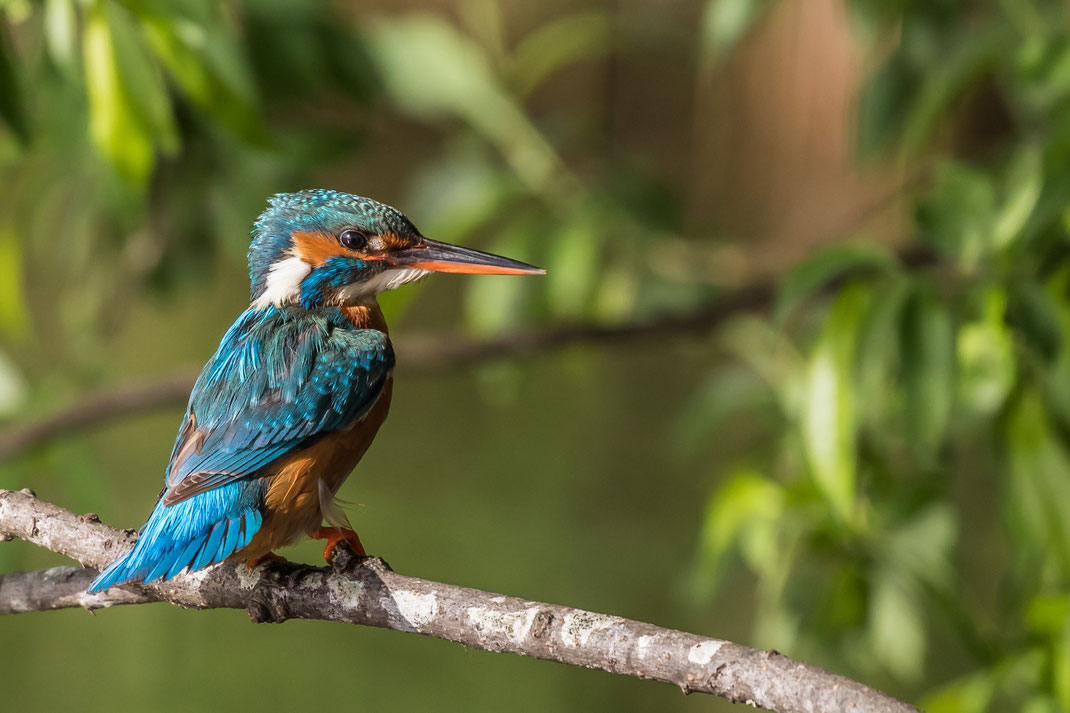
left=0, top=488, right=919, bottom=713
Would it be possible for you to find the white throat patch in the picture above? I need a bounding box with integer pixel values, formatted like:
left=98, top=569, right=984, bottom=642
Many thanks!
left=335, top=268, right=431, bottom=302
left=252, top=255, right=311, bottom=309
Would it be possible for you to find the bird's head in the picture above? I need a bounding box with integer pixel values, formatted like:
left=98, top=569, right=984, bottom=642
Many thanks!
left=248, top=189, right=543, bottom=309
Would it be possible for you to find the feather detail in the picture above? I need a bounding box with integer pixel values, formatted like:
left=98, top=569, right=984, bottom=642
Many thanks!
left=318, top=478, right=353, bottom=531
left=87, top=480, right=266, bottom=592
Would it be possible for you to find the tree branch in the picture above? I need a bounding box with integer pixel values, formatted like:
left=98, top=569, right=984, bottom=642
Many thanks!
left=0, top=488, right=917, bottom=713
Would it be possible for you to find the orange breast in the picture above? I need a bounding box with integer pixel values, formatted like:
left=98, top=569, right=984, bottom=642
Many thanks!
left=239, top=376, right=394, bottom=560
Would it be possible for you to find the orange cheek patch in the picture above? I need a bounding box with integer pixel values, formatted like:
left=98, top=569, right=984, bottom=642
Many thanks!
left=291, top=231, right=350, bottom=266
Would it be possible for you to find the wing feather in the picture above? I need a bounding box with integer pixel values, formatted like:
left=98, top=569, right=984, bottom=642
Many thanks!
left=161, top=307, right=394, bottom=506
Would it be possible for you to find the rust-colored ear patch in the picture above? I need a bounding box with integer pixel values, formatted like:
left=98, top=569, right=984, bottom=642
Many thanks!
left=291, top=231, right=349, bottom=266
left=377, top=232, right=416, bottom=251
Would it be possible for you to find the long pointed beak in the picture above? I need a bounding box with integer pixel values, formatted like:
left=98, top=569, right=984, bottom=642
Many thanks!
left=391, top=238, right=545, bottom=275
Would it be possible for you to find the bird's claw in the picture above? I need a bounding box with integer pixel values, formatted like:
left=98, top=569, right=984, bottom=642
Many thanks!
left=308, top=526, right=366, bottom=561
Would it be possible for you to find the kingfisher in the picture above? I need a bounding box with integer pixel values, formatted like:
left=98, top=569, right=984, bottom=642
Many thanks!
left=89, top=189, right=543, bottom=592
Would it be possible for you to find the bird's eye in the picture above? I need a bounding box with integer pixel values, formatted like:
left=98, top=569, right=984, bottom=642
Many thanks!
left=339, top=229, right=369, bottom=251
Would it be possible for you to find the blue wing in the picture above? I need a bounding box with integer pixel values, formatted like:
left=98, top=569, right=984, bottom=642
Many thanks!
left=88, top=306, right=394, bottom=592
left=163, top=306, right=394, bottom=504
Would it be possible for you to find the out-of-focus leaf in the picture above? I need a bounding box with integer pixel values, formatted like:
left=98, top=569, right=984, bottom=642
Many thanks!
left=407, top=145, right=514, bottom=241
left=1037, top=269, right=1070, bottom=432
left=1026, top=594, right=1069, bottom=637
left=900, top=30, right=1003, bottom=156
left=699, top=0, right=775, bottom=65
left=923, top=670, right=997, bottom=713
left=957, top=288, right=1015, bottom=418
left=1012, top=278, right=1063, bottom=364
left=510, top=12, right=613, bottom=97
left=43, top=0, right=79, bottom=80
left=672, top=366, right=774, bottom=456
left=801, top=285, right=867, bottom=520
left=464, top=219, right=539, bottom=334
left=917, top=161, right=996, bottom=268
left=592, top=261, right=639, bottom=322
left=693, top=468, right=784, bottom=594
left=886, top=504, right=957, bottom=592
left=901, top=289, right=954, bottom=454
left=365, top=15, right=563, bottom=194
left=0, top=347, right=26, bottom=415
left=856, top=275, right=910, bottom=426
left=869, top=566, right=926, bottom=680
left=720, top=315, right=804, bottom=419
left=546, top=216, right=602, bottom=319
left=992, top=147, right=1042, bottom=251
left=857, top=52, right=916, bottom=158
left=84, top=1, right=177, bottom=184
left=1058, top=624, right=1070, bottom=713
left=0, top=227, right=27, bottom=338
left=774, top=241, right=895, bottom=324
left=0, top=22, right=27, bottom=142
left=1005, top=390, right=1070, bottom=573
left=141, top=12, right=266, bottom=143
left=1022, top=697, right=1059, bottom=713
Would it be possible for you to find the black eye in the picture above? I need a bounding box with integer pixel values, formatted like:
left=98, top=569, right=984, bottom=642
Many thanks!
left=340, top=229, right=368, bottom=250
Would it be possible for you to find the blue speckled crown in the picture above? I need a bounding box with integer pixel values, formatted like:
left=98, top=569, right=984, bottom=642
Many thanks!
left=248, top=190, right=421, bottom=301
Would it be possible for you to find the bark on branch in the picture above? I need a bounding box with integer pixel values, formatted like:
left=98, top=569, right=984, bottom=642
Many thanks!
left=0, top=488, right=918, bottom=713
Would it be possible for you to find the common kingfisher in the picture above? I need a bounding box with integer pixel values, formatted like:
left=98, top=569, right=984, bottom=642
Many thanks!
left=89, top=189, right=543, bottom=592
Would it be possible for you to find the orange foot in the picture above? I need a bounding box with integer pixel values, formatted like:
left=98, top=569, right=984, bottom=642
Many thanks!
left=245, top=551, right=288, bottom=569
left=309, top=526, right=366, bottom=561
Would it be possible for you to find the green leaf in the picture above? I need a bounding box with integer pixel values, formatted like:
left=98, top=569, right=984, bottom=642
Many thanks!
left=0, top=347, right=25, bottom=416
left=957, top=288, right=1015, bottom=418
left=868, top=566, right=926, bottom=680
left=856, top=52, right=916, bottom=158
left=1012, top=278, right=1063, bottom=364
left=463, top=219, right=539, bottom=334
left=0, top=22, right=27, bottom=142
left=364, top=15, right=563, bottom=193
left=774, top=241, right=895, bottom=324
left=693, top=468, right=784, bottom=594
left=546, top=216, right=602, bottom=319
left=140, top=11, right=266, bottom=143
left=510, top=12, right=613, bottom=97
left=923, top=670, right=997, bottom=713
left=672, top=366, right=773, bottom=456
left=801, top=284, right=867, bottom=520
left=1057, top=625, right=1070, bottom=713
left=43, top=0, right=79, bottom=80
left=900, top=30, right=1003, bottom=155
left=84, top=1, right=177, bottom=184
left=1004, top=390, right=1070, bottom=573
left=917, top=161, right=996, bottom=268
left=886, top=504, right=957, bottom=592
left=720, top=315, right=804, bottom=419
left=992, top=146, right=1042, bottom=251
left=1025, top=594, right=1069, bottom=637
left=901, top=288, right=954, bottom=454
left=856, top=275, right=911, bottom=426
left=0, top=227, right=27, bottom=338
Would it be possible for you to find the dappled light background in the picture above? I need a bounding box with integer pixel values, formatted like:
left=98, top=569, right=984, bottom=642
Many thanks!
left=1, top=1, right=1068, bottom=711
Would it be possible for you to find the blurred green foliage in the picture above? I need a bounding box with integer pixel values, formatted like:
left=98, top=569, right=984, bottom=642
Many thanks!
left=1, top=0, right=1070, bottom=711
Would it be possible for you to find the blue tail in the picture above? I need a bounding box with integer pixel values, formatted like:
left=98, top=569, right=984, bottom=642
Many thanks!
left=89, top=482, right=264, bottom=592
